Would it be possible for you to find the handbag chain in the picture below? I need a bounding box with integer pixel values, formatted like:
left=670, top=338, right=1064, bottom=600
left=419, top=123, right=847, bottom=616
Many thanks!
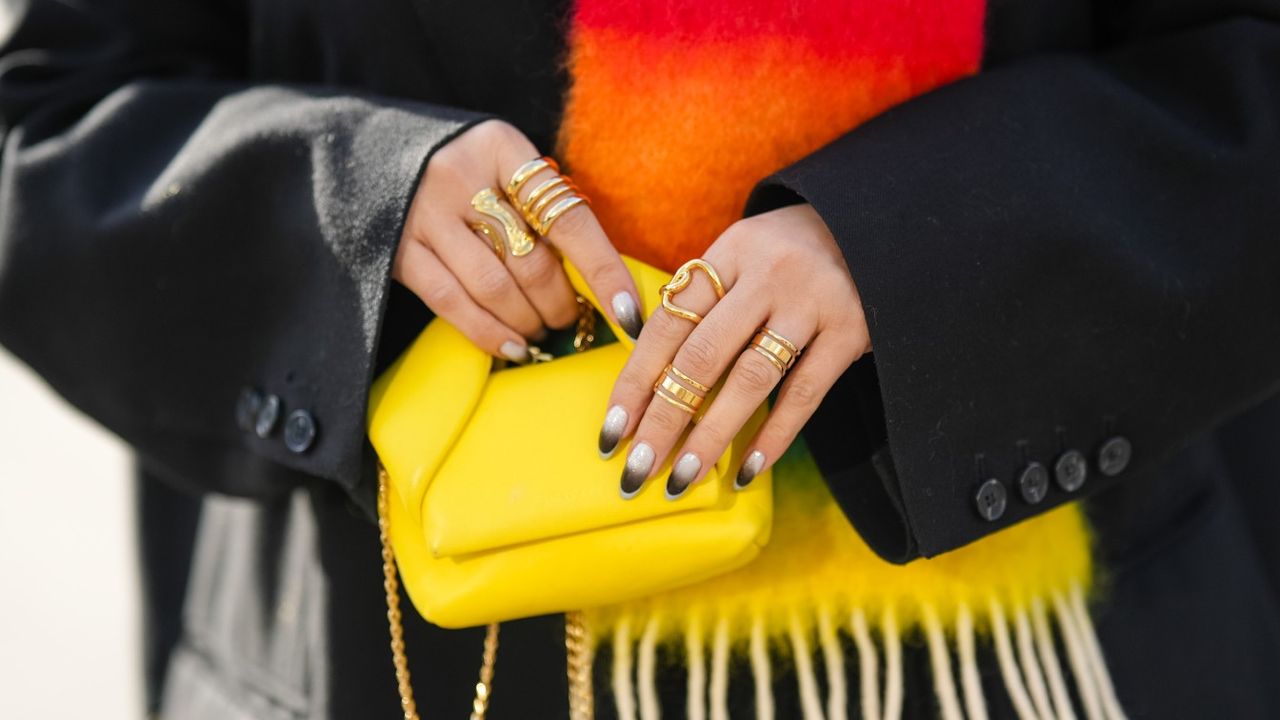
left=377, top=298, right=599, bottom=719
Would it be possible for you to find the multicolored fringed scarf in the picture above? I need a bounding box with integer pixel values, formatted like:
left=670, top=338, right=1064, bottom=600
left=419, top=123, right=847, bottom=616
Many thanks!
left=558, top=2, right=1125, bottom=718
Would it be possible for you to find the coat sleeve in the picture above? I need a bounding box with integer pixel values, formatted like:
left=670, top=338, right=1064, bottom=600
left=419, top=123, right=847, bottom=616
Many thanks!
left=746, top=3, right=1280, bottom=562
left=0, top=0, right=484, bottom=501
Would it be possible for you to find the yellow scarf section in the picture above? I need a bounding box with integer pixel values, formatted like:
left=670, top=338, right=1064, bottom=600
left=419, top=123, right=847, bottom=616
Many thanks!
left=582, top=441, right=1112, bottom=718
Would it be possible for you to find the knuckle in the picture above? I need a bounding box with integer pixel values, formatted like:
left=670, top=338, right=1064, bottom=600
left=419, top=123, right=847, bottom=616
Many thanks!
left=782, top=374, right=822, bottom=409
left=422, top=282, right=456, bottom=312
left=519, top=250, right=563, bottom=288
left=545, top=302, right=579, bottom=330
left=645, top=404, right=687, bottom=435
left=472, top=266, right=514, bottom=302
left=689, top=425, right=731, bottom=458
left=678, top=333, right=720, bottom=379
left=734, top=352, right=780, bottom=396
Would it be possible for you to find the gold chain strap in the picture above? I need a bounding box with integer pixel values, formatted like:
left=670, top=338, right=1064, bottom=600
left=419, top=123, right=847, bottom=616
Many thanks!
left=565, top=611, right=595, bottom=720
left=377, top=298, right=600, bottom=718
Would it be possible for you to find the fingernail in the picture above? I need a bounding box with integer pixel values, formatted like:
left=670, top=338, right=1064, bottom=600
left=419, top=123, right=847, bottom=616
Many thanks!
left=620, top=442, right=654, bottom=499
left=598, top=405, right=628, bottom=459
left=611, top=292, right=644, bottom=340
left=666, top=453, right=701, bottom=500
left=500, top=341, right=530, bottom=363
left=735, top=450, right=766, bottom=489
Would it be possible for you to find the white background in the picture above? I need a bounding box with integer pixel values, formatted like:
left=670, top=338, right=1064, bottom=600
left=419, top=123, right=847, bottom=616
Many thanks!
left=0, top=348, right=143, bottom=718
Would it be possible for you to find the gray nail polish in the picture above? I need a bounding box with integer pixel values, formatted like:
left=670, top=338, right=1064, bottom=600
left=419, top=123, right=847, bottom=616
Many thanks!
left=598, top=406, right=628, bottom=459
left=500, top=341, right=530, bottom=363
left=620, top=442, right=655, bottom=499
left=735, top=450, right=766, bottom=489
left=611, top=292, right=644, bottom=340
left=666, top=453, right=701, bottom=500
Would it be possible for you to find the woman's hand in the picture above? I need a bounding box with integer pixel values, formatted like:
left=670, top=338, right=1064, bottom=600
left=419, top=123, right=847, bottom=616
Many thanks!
left=394, top=120, right=643, bottom=361
left=600, top=204, right=871, bottom=498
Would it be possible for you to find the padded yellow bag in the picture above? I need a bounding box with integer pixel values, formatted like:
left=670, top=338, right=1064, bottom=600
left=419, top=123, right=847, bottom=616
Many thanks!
left=366, top=256, right=773, bottom=629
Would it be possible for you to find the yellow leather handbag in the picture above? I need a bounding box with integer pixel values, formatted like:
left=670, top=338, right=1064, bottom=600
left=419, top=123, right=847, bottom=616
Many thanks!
left=366, top=256, right=773, bottom=629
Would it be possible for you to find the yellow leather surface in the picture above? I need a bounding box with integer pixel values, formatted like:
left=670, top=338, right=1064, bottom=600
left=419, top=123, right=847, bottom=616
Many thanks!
left=368, top=257, right=773, bottom=628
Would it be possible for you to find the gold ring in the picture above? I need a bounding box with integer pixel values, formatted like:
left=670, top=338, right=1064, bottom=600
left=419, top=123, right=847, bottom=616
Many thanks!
left=749, top=328, right=801, bottom=374
left=651, top=363, right=710, bottom=415
left=468, top=221, right=505, bottom=258
left=761, top=327, right=799, bottom=356
left=471, top=188, right=536, bottom=257
left=659, top=259, right=726, bottom=324
left=667, top=364, right=711, bottom=393
left=505, top=157, right=560, bottom=203
left=654, top=375, right=703, bottom=413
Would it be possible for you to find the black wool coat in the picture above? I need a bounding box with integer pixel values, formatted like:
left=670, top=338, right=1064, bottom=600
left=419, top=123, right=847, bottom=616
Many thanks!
left=1, top=0, right=1278, bottom=717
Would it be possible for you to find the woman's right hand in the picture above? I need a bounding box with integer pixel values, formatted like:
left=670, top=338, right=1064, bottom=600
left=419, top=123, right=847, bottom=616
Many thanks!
left=393, top=120, right=642, bottom=362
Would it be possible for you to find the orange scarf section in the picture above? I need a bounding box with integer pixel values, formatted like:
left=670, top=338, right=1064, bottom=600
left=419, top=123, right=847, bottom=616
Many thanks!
left=558, top=0, right=987, bottom=271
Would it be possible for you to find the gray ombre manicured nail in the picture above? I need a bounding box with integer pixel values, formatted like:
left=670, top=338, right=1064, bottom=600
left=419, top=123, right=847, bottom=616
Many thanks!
left=611, top=292, right=644, bottom=340
left=735, top=450, right=766, bottom=489
left=598, top=405, right=628, bottom=459
left=666, top=453, right=701, bottom=500
left=620, top=442, right=655, bottom=499
left=500, top=341, right=530, bottom=363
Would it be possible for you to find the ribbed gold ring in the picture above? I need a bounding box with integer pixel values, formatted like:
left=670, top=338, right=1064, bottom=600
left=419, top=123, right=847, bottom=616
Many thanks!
left=659, top=259, right=727, bottom=324
left=471, top=187, right=536, bottom=257
left=505, top=157, right=560, bottom=204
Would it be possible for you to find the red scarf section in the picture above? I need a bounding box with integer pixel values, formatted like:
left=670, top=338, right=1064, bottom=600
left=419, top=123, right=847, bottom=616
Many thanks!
left=558, top=0, right=987, bottom=272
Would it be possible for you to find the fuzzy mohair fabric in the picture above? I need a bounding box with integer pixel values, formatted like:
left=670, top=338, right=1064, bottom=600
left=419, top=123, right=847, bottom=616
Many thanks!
left=558, top=0, right=987, bottom=272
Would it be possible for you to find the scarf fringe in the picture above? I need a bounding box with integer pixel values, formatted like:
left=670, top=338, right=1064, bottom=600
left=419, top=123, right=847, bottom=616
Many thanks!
left=601, top=581, right=1126, bottom=720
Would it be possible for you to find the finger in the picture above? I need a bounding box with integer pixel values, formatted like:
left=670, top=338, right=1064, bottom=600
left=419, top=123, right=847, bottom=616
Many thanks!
left=616, top=283, right=760, bottom=499
left=498, top=235, right=580, bottom=329
left=599, top=252, right=740, bottom=460
left=735, top=330, right=862, bottom=489
left=431, top=217, right=545, bottom=341
left=663, top=320, right=816, bottom=499
left=500, top=153, right=644, bottom=340
left=394, top=238, right=532, bottom=363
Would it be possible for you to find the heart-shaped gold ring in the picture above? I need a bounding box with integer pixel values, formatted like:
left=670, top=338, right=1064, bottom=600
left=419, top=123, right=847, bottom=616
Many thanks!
left=659, top=258, right=727, bottom=324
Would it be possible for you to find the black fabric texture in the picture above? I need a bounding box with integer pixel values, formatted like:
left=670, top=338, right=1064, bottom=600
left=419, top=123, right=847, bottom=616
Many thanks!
left=2, top=0, right=1279, bottom=716
left=747, top=5, right=1280, bottom=560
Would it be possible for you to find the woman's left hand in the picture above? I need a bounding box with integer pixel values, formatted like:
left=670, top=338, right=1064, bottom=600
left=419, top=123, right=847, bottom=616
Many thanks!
left=600, top=203, right=872, bottom=499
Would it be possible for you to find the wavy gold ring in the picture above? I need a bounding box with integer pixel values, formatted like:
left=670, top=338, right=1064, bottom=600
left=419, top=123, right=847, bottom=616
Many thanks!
left=471, top=187, right=536, bottom=257
left=659, top=259, right=726, bottom=324
left=468, top=221, right=506, bottom=258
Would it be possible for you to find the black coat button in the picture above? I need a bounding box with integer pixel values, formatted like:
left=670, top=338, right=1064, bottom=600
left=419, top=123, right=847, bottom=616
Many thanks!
left=1054, top=449, right=1088, bottom=491
left=975, top=479, right=1007, bottom=521
left=255, top=394, right=281, bottom=438
left=1097, top=436, right=1132, bottom=477
left=284, top=409, right=317, bottom=454
left=236, top=388, right=263, bottom=432
left=1018, top=462, right=1049, bottom=504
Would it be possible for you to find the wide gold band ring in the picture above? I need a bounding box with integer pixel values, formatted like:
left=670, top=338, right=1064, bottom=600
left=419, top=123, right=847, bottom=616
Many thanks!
left=471, top=188, right=536, bottom=257
left=504, top=156, right=591, bottom=237
left=652, top=363, right=709, bottom=414
left=659, top=259, right=727, bottom=324
left=749, top=328, right=801, bottom=374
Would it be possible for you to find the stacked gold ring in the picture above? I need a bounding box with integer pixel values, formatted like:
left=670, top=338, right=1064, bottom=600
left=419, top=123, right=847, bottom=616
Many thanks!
left=653, top=363, right=709, bottom=415
left=505, top=156, right=590, bottom=238
left=749, top=327, right=800, bottom=374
